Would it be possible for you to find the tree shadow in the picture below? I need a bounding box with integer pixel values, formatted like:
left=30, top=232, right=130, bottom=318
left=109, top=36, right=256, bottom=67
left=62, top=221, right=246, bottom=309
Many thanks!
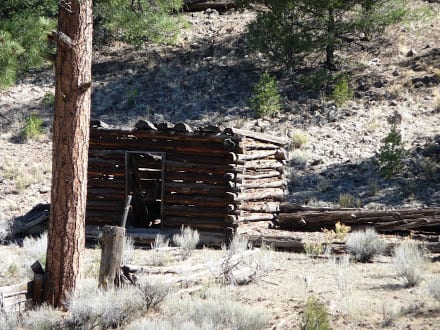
left=288, top=135, right=440, bottom=208
left=89, top=30, right=264, bottom=127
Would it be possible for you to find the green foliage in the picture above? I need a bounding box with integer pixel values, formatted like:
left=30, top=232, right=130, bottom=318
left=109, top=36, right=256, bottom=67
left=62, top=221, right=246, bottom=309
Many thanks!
left=298, top=69, right=333, bottom=91
left=339, top=193, right=361, bottom=208
left=0, top=30, right=23, bottom=88
left=377, top=123, right=405, bottom=178
left=95, top=0, right=185, bottom=46
left=0, top=1, right=56, bottom=89
left=301, top=296, right=331, bottom=330
left=238, top=0, right=407, bottom=69
left=249, top=72, right=282, bottom=117
left=22, top=113, right=44, bottom=140
left=331, top=76, right=353, bottom=106
left=304, top=242, right=324, bottom=257
left=42, top=92, right=55, bottom=106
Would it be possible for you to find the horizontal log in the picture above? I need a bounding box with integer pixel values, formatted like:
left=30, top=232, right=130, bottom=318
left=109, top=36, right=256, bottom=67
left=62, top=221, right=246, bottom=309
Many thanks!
left=235, top=171, right=283, bottom=181
left=87, top=200, right=124, bottom=211
left=163, top=194, right=235, bottom=207
left=236, top=213, right=275, bottom=222
left=164, top=171, right=230, bottom=184
left=238, top=180, right=286, bottom=190
left=163, top=205, right=228, bottom=218
left=165, top=160, right=235, bottom=174
left=238, top=159, right=285, bottom=170
left=235, top=189, right=286, bottom=202
left=237, top=150, right=279, bottom=161
left=243, top=234, right=304, bottom=251
left=87, top=190, right=125, bottom=201
left=224, top=127, right=289, bottom=146
left=242, top=141, right=281, bottom=150
left=277, top=205, right=440, bottom=233
left=163, top=216, right=226, bottom=230
left=239, top=201, right=279, bottom=213
left=88, top=177, right=125, bottom=189
left=164, top=182, right=231, bottom=195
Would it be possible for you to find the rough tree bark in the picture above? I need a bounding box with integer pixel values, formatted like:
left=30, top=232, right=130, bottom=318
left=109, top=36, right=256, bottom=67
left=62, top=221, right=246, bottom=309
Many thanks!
left=44, top=0, right=93, bottom=309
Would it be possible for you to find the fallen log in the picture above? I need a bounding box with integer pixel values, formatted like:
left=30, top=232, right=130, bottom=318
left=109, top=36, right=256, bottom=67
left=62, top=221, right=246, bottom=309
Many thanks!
left=277, top=205, right=440, bottom=233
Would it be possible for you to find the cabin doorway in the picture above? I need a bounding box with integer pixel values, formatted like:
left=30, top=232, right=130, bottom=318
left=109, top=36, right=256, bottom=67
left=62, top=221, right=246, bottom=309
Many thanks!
left=125, top=151, right=164, bottom=228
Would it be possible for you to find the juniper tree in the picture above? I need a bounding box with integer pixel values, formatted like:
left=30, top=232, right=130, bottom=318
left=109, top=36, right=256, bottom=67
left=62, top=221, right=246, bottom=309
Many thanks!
left=238, top=0, right=406, bottom=69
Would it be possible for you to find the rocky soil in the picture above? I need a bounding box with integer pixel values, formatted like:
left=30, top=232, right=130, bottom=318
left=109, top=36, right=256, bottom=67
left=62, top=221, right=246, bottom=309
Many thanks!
left=1, top=2, right=440, bottom=221
left=1, top=3, right=440, bottom=329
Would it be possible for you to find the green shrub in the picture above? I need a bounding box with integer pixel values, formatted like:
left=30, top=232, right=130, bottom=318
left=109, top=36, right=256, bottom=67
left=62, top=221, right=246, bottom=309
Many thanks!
left=42, top=92, right=55, bottom=106
left=331, top=76, right=353, bottom=106
left=249, top=72, right=282, bottom=118
left=298, top=69, right=333, bottom=91
left=339, top=193, right=361, bottom=208
left=346, top=228, right=385, bottom=263
left=22, top=113, right=44, bottom=140
left=377, top=123, right=405, bottom=178
left=94, top=0, right=185, bottom=47
left=0, top=30, right=24, bottom=89
left=301, top=296, right=331, bottom=330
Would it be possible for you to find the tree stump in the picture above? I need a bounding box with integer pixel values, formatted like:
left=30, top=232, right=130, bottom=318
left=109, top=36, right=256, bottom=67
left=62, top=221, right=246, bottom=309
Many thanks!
left=98, top=225, right=126, bottom=289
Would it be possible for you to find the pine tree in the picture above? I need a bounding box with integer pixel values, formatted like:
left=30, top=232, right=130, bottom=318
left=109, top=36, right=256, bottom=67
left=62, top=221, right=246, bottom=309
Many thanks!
left=238, top=0, right=406, bottom=69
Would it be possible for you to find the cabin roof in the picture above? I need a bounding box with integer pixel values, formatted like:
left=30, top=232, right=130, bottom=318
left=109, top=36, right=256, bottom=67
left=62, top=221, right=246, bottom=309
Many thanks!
left=90, top=119, right=290, bottom=147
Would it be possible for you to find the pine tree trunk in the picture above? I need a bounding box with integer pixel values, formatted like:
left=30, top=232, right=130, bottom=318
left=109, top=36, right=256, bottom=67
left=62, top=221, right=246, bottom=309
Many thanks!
left=44, top=0, right=93, bottom=309
left=326, top=7, right=336, bottom=70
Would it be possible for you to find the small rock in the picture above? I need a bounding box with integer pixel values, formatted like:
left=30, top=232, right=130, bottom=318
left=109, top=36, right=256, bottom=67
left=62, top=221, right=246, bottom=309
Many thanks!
left=392, top=70, right=400, bottom=77
left=406, top=49, right=417, bottom=57
left=389, top=100, right=398, bottom=106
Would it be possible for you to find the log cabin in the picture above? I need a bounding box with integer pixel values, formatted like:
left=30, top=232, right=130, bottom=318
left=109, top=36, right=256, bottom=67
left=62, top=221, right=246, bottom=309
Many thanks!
left=86, top=120, right=289, bottom=245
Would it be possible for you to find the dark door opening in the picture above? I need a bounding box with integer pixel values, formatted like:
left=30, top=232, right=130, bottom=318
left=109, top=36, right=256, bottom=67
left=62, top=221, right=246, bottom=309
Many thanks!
left=126, top=152, right=164, bottom=228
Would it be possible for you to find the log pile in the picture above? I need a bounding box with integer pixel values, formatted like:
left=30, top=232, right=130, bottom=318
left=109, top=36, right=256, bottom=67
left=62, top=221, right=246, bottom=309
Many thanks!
left=277, top=203, right=440, bottom=233
left=87, top=120, right=289, bottom=241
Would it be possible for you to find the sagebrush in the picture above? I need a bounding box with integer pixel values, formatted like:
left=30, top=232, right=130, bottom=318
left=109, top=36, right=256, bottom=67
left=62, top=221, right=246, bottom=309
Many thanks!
left=346, top=228, right=385, bottom=262
left=392, top=242, right=427, bottom=287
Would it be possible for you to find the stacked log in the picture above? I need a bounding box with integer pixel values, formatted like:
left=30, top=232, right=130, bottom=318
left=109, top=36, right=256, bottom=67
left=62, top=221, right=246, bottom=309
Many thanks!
left=88, top=121, right=241, bottom=233
left=277, top=203, right=440, bottom=233
left=87, top=121, right=289, bottom=241
left=225, top=128, right=289, bottom=224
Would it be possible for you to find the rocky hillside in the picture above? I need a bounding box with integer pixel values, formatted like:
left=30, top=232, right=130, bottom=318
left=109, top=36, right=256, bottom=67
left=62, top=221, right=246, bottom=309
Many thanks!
left=0, top=2, right=439, bottom=222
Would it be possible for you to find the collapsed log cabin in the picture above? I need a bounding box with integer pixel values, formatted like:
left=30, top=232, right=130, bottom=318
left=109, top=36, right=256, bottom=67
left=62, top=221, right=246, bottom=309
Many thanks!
left=86, top=120, right=289, bottom=245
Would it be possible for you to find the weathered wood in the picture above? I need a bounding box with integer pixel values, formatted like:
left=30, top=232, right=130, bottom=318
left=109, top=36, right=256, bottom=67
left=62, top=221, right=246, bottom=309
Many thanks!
left=237, top=150, right=279, bottom=161
left=120, top=195, right=132, bottom=227
left=87, top=188, right=125, bottom=201
left=237, top=213, right=275, bottom=222
left=0, top=281, right=31, bottom=312
left=163, top=205, right=228, bottom=218
left=184, top=1, right=236, bottom=12
left=224, top=127, right=289, bottom=146
left=235, top=189, right=286, bottom=201
left=164, top=182, right=231, bottom=195
left=239, top=201, right=279, bottom=213
left=12, top=204, right=50, bottom=236
left=165, top=160, right=235, bottom=173
left=163, top=194, right=235, bottom=207
left=238, top=180, right=286, bottom=190
left=238, top=159, right=285, bottom=170
left=278, top=205, right=440, bottom=233
left=99, top=226, right=126, bottom=288
left=175, top=122, right=193, bottom=133
left=164, top=171, right=231, bottom=184
left=91, top=127, right=232, bottom=144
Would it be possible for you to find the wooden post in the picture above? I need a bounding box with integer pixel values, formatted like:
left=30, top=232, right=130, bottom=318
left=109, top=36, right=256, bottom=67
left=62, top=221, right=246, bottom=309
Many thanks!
left=98, top=225, right=126, bottom=289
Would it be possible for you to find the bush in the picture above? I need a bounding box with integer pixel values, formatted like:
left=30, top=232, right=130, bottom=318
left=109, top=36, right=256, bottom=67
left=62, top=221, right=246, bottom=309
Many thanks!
left=301, top=296, right=331, bottom=330
left=22, top=231, right=47, bottom=266
left=21, top=304, right=62, bottom=330
left=331, top=76, right=353, bottom=106
left=68, top=280, right=146, bottom=329
left=94, top=0, right=185, bottom=47
left=346, top=228, right=385, bottom=263
left=392, top=242, right=427, bottom=287
left=173, top=226, right=199, bottom=259
left=137, top=280, right=170, bottom=311
left=122, top=235, right=135, bottom=265
left=0, top=311, right=19, bottom=330
left=291, top=130, right=308, bottom=149
left=377, top=123, right=405, bottom=178
left=164, top=286, right=269, bottom=330
left=428, top=277, right=440, bottom=302
left=339, top=193, right=361, bottom=208
left=22, top=113, right=44, bottom=141
left=249, top=72, right=282, bottom=118
left=149, top=234, right=170, bottom=266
